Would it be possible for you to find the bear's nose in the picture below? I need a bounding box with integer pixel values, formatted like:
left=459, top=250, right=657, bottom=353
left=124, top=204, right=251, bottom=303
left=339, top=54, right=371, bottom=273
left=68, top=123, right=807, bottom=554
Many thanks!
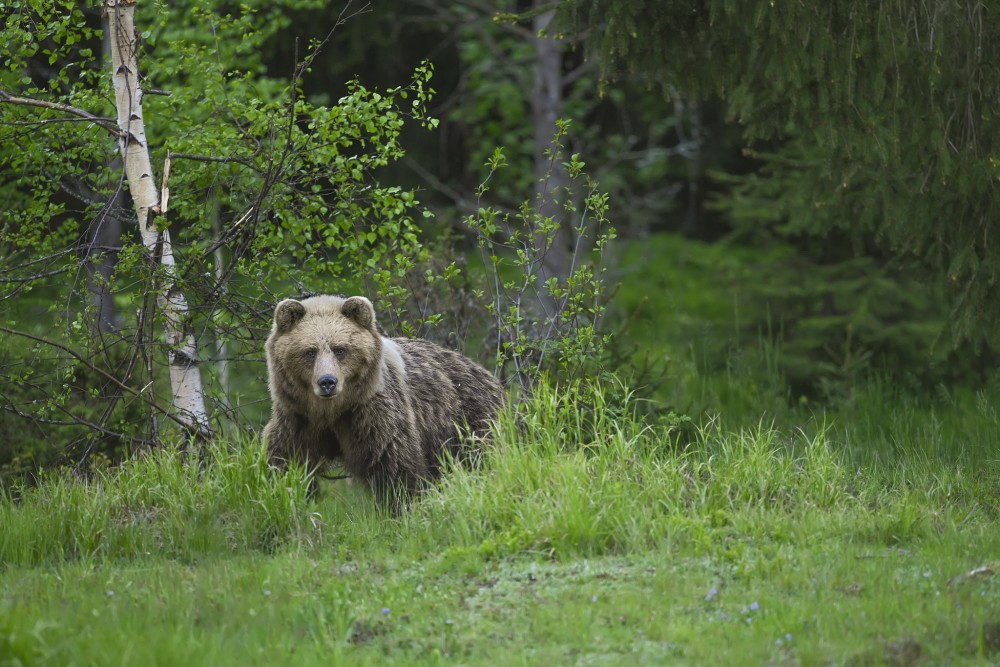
left=317, top=375, right=338, bottom=396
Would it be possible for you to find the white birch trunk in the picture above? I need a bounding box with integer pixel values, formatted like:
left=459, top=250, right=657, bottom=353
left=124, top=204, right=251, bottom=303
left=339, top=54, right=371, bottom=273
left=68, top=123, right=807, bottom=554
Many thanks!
left=104, top=0, right=212, bottom=440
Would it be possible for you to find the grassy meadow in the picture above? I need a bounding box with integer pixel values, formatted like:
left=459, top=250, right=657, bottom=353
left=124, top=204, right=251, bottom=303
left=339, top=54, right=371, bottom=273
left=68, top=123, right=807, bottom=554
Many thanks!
left=1, top=377, right=999, bottom=666
left=2, top=236, right=999, bottom=665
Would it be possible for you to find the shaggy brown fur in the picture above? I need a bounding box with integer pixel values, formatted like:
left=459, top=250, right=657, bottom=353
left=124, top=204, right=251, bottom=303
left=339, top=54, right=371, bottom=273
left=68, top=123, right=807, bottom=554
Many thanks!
left=263, top=294, right=505, bottom=507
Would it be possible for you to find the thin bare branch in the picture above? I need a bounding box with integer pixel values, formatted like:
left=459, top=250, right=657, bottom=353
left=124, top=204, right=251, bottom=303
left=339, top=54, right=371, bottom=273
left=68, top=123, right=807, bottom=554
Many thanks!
left=168, top=151, right=262, bottom=172
left=0, top=267, right=72, bottom=284
left=0, top=90, right=125, bottom=138
left=0, top=326, right=210, bottom=442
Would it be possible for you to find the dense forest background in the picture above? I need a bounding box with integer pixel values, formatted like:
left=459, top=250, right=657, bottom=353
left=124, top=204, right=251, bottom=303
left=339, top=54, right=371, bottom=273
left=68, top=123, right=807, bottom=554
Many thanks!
left=2, top=0, right=999, bottom=477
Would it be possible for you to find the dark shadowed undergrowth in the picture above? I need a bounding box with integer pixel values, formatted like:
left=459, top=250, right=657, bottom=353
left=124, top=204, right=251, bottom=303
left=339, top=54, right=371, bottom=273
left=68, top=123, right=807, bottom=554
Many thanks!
left=1, top=379, right=998, bottom=665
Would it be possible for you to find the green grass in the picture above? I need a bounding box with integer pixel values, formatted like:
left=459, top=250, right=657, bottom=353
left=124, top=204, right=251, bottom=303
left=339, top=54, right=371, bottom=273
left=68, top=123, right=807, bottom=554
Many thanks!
left=1, top=380, right=999, bottom=665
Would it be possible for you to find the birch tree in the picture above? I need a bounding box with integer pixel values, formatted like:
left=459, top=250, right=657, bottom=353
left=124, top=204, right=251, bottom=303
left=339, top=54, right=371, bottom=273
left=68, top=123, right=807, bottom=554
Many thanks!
left=1, top=0, right=438, bottom=470
left=104, top=0, right=211, bottom=440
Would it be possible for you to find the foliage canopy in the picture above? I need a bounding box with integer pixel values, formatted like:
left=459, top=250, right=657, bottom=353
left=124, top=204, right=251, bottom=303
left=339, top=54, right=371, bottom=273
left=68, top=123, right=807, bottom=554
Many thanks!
left=564, top=0, right=1000, bottom=344
left=0, top=0, right=440, bottom=466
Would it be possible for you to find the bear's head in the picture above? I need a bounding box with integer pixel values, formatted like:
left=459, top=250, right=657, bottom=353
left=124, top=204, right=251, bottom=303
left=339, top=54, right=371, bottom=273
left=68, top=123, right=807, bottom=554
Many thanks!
left=266, top=295, right=382, bottom=405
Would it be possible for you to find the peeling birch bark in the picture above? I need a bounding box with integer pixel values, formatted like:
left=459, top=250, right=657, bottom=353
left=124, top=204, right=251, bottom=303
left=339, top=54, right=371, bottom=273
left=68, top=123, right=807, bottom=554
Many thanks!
left=104, top=0, right=212, bottom=441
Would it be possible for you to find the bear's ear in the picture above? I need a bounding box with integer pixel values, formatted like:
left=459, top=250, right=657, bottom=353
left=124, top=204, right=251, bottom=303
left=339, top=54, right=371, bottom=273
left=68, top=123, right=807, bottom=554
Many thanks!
left=341, top=296, right=376, bottom=331
left=274, top=299, right=307, bottom=334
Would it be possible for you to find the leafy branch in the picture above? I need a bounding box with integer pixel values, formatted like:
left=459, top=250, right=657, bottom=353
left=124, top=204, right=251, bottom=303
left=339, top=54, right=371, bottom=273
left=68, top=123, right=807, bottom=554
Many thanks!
left=0, top=90, right=125, bottom=139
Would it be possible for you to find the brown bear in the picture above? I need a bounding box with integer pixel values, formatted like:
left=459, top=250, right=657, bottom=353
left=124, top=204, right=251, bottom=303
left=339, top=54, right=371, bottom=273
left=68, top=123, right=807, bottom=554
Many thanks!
left=263, top=294, right=505, bottom=507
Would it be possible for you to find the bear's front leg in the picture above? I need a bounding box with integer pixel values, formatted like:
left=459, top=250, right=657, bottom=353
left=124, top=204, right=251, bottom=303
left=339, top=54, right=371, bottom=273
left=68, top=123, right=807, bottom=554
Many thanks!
left=263, top=412, right=299, bottom=468
left=354, top=431, right=431, bottom=512
left=365, top=466, right=427, bottom=514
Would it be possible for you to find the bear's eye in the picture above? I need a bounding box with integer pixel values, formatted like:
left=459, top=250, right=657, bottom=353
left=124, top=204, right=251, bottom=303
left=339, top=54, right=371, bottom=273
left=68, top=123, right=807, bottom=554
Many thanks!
left=332, top=347, right=347, bottom=359
left=303, top=349, right=317, bottom=361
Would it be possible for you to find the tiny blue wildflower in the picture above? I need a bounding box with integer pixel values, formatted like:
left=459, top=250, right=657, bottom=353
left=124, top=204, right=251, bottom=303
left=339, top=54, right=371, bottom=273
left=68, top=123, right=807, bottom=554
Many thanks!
left=750, top=601, right=759, bottom=611
left=381, top=607, right=391, bottom=615
left=445, top=619, right=454, bottom=625
left=592, top=595, right=598, bottom=603
left=785, top=633, right=793, bottom=642
left=705, top=588, right=718, bottom=601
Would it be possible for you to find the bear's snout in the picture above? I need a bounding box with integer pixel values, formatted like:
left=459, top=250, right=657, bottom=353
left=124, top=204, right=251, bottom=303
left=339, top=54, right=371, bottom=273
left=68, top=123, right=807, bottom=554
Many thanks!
left=316, top=374, right=338, bottom=398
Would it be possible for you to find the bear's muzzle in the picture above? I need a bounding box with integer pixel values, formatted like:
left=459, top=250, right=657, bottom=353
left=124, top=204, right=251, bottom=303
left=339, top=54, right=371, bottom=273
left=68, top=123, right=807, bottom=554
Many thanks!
left=316, top=374, right=339, bottom=398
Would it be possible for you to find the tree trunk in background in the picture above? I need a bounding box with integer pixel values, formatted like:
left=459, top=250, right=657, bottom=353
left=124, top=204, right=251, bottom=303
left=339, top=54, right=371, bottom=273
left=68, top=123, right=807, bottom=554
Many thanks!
left=84, top=200, right=123, bottom=335
left=85, top=21, right=126, bottom=335
left=103, top=0, right=212, bottom=441
left=532, top=3, right=572, bottom=314
left=209, top=192, right=232, bottom=433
